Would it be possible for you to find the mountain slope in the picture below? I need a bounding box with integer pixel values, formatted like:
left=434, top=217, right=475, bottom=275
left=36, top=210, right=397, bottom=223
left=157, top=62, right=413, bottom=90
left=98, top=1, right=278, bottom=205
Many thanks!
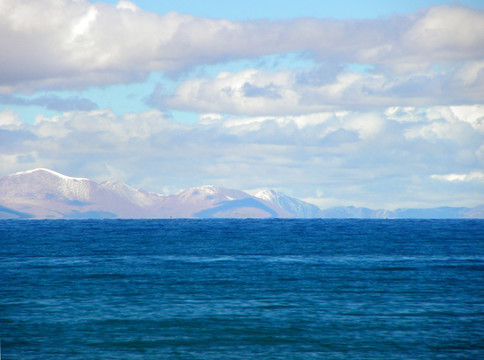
left=0, top=169, right=290, bottom=219
left=319, top=206, right=391, bottom=218
left=320, top=205, right=484, bottom=219
left=0, top=169, right=482, bottom=219
left=0, top=169, right=160, bottom=218
left=154, top=186, right=291, bottom=218
left=254, top=189, right=322, bottom=218
left=464, top=205, right=484, bottom=218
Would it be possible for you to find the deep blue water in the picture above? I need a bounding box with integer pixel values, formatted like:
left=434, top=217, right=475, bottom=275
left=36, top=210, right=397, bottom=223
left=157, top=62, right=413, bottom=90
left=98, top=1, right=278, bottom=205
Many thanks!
left=1, top=219, right=483, bottom=359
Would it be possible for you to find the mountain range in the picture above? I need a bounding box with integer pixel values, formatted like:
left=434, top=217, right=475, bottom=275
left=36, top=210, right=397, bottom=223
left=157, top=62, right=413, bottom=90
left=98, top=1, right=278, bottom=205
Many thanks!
left=0, top=168, right=482, bottom=219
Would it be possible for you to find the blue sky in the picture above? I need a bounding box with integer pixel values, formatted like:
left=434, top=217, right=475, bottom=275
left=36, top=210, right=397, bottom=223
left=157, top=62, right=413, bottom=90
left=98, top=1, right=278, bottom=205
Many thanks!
left=1, top=0, right=483, bottom=209
left=100, top=0, right=484, bottom=20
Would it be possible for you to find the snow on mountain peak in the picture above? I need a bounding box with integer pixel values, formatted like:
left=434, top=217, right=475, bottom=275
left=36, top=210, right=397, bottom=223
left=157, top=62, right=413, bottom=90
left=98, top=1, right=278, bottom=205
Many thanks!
left=13, top=168, right=90, bottom=182
left=255, top=189, right=322, bottom=218
left=9, top=168, right=92, bottom=201
left=101, top=180, right=136, bottom=191
left=177, top=185, right=252, bottom=203
left=99, top=180, right=163, bottom=207
left=3, top=169, right=479, bottom=219
left=178, top=185, right=220, bottom=198
left=192, top=185, right=217, bottom=194
left=255, top=189, right=280, bottom=202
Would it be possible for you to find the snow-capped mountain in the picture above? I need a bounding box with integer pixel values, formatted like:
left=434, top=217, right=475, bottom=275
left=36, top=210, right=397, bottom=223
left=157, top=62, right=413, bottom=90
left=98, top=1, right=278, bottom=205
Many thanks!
left=99, top=180, right=163, bottom=208
left=0, top=169, right=290, bottom=219
left=0, top=169, right=482, bottom=219
left=254, top=189, right=322, bottom=218
left=1, top=168, right=93, bottom=201
left=0, top=168, right=162, bottom=218
left=254, top=189, right=484, bottom=219
left=162, top=185, right=291, bottom=218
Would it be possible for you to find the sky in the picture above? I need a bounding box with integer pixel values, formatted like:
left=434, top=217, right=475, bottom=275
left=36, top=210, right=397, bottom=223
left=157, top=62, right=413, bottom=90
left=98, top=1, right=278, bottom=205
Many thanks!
left=1, top=0, right=484, bottom=210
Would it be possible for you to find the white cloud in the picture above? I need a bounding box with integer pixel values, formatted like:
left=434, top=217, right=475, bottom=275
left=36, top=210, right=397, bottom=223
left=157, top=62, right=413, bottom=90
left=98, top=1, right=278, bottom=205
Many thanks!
left=155, top=65, right=484, bottom=115
left=116, top=1, right=139, bottom=12
left=159, top=69, right=303, bottom=116
left=1, top=1, right=484, bottom=92
left=454, top=61, right=484, bottom=87
left=431, top=171, right=484, bottom=182
left=0, top=109, right=23, bottom=130
left=1, top=106, right=483, bottom=208
left=1, top=1, right=482, bottom=209
left=385, top=107, right=423, bottom=122
left=70, top=4, right=98, bottom=41
left=448, top=105, right=484, bottom=133
left=33, top=108, right=181, bottom=142
left=403, top=105, right=484, bottom=147
left=401, top=6, right=484, bottom=61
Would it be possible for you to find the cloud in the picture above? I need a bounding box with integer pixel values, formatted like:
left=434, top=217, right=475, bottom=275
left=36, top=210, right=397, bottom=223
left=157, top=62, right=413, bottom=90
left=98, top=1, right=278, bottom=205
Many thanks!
left=116, top=1, right=139, bottom=12
left=0, top=94, right=98, bottom=111
left=152, top=69, right=303, bottom=115
left=1, top=1, right=482, bottom=210
left=242, top=82, right=282, bottom=99
left=401, top=6, right=484, bottom=63
left=153, top=64, right=484, bottom=115
left=1, top=105, right=483, bottom=208
left=0, top=109, right=24, bottom=129
left=404, top=105, right=484, bottom=147
left=1, top=1, right=484, bottom=92
left=0, top=111, right=37, bottom=173
left=431, top=171, right=484, bottom=182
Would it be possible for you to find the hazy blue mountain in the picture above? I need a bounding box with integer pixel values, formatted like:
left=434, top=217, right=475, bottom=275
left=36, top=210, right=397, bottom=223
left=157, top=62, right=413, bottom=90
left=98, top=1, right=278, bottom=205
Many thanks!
left=319, top=205, right=483, bottom=219
left=391, top=207, right=469, bottom=219
left=463, top=205, right=484, bottom=218
left=319, top=206, right=391, bottom=219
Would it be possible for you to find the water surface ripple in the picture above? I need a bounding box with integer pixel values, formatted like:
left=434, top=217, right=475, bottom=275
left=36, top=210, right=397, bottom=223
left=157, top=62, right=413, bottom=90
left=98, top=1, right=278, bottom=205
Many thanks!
left=1, top=219, right=483, bottom=359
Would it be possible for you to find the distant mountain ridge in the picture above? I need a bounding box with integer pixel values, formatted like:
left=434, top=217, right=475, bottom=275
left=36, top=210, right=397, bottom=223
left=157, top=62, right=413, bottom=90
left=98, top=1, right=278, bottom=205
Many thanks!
left=0, top=169, right=482, bottom=219
left=318, top=205, right=484, bottom=219
left=0, top=169, right=290, bottom=219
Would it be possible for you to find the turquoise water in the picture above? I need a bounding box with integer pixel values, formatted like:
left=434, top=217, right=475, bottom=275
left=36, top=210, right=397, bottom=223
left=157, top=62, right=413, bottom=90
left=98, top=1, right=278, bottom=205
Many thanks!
left=1, top=219, right=484, bottom=359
